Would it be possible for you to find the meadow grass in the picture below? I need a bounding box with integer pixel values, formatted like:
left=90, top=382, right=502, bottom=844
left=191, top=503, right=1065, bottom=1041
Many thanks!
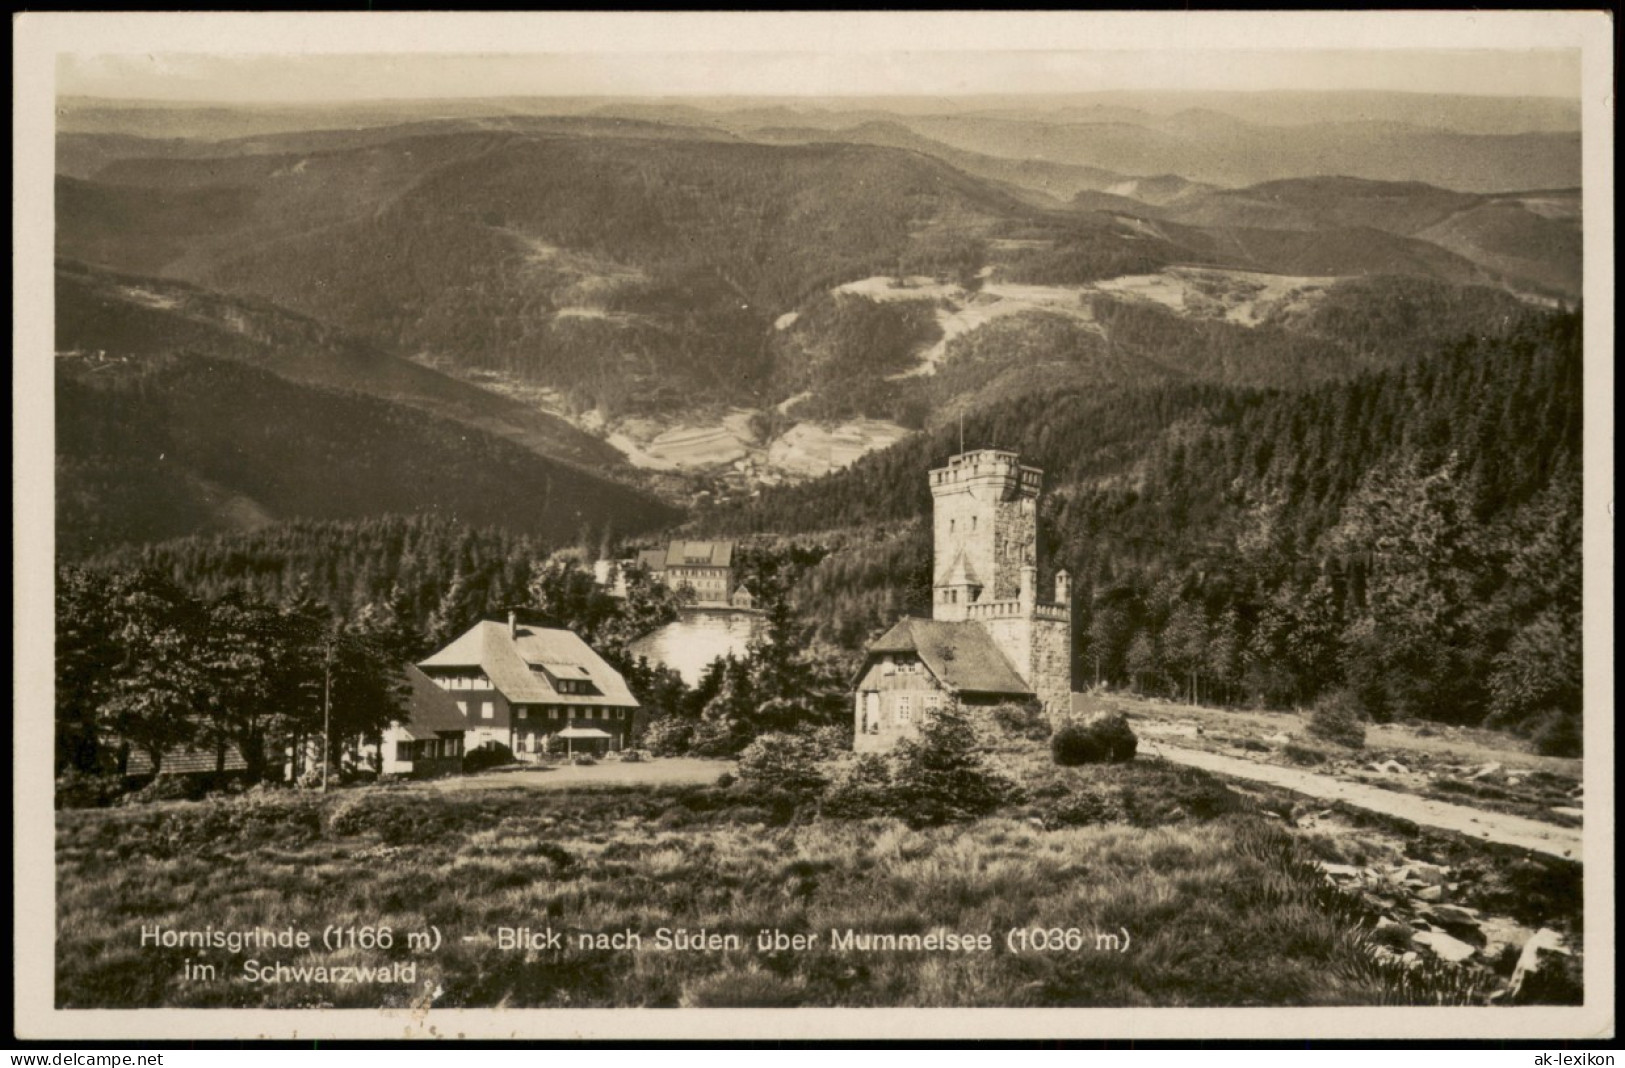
left=57, top=766, right=1486, bottom=1009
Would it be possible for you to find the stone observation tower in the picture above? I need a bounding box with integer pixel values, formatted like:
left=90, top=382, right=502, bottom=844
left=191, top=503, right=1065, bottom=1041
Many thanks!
left=928, top=450, right=1072, bottom=716
left=852, top=449, right=1074, bottom=751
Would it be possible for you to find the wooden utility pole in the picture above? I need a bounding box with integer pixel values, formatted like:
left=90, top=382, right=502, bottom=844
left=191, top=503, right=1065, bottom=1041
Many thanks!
left=321, top=636, right=333, bottom=793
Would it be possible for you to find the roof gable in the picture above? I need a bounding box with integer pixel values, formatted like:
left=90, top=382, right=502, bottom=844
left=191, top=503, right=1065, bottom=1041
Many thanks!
left=419, top=621, right=639, bottom=708
left=396, top=665, right=472, bottom=739
left=862, top=618, right=1031, bottom=696
left=665, top=539, right=734, bottom=567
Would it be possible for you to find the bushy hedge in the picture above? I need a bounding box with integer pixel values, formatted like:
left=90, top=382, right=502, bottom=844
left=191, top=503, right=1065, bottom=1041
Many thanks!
left=1531, top=710, right=1581, bottom=757
left=1052, top=713, right=1138, bottom=766
left=1307, top=689, right=1367, bottom=749
left=55, top=769, right=126, bottom=810
left=642, top=715, right=694, bottom=757
left=886, top=713, right=1020, bottom=826
left=991, top=700, right=1050, bottom=741
left=463, top=742, right=514, bottom=773
left=819, top=754, right=895, bottom=819
left=734, top=733, right=827, bottom=796
left=814, top=713, right=1019, bottom=826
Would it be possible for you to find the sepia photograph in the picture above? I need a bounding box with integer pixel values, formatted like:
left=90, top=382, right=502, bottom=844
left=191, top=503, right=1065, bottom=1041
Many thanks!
left=11, top=11, right=1614, bottom=1043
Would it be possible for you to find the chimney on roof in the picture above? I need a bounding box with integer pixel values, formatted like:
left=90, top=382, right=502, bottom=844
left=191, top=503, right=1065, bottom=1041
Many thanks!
left=508, top=610, right=517, bottom=640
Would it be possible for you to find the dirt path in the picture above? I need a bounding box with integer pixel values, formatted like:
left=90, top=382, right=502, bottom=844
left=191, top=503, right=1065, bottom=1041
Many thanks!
left=1148, top=742, right=1584, bottom=862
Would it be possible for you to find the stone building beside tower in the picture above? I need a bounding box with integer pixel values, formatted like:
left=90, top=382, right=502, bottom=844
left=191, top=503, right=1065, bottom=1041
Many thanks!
left=852, top=449, right=1073, bottom=752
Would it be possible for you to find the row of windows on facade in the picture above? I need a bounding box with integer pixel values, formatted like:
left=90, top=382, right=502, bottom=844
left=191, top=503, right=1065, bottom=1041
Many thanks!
left=438, top=673, right=593, bottom=695
left=879, top=656, right=923, bottom=675
left=513, top=731, right=621, bottom=754
left=397, top=737, right=461, bottom=761
left=452, top=701, right=629, bottom=721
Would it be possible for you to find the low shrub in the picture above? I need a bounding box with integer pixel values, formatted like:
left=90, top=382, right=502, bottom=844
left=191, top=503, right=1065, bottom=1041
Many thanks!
left=1101, top=764, right=1249, bottom=826
left=803, top=724, right=854, bottom=756
left=1283, top=742, right=1332, bottom=766
left=535, top=841, right=576, bottom=874
left=55, top=768, right=125, bottom=809
left=820, top=754, right=895, bottom=819
left=889, top=712, right=1019, bottom=827
left=1307, top=689, right=1367, bottom=749
left=1052, top=713, right=1138, bottom=766
left=464, top=742, right=514, bottom=773
left=1530, top=710, right=1581, bottom=757
left=322, top=791, right=478, bottom=845
left=642, top=715, right=695, bottom=757
left=1037, top=785, right=1123, bottom=829
left=735, top=733, right=827, bottom=796
left=991, top=700, right=1050, bottom=741
left=117, top=774, right=206, bottom=806
left=687, top=719, right=743, bottom=758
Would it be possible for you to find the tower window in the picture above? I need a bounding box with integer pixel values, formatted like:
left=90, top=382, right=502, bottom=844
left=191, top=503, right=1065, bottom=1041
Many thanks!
left=972, top=516, right=977, bottom=531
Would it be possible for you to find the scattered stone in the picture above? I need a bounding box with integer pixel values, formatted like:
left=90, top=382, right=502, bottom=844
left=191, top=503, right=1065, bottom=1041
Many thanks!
left=1506, top=928, right=1570, bottom=1001
left=1429, top=904, right=1481, bottom=925
left=1551, top=806, right=1584, bottom=819
left=1416, top=885, right=1444, bottom=902
left=1372, top=920, right=1414, bottom=946
left=1414, top=929, right=1476, bottom=963
left=1318, top=862, right=1362, bottom=880
left=1506, top=776, right=1523, bottom=787
left=1478, top=916, right=1537, bottom=961
left=1422, top=907, right=1486, bottom=946
left=1265, top=732, right=1292, bottom=745
left=1366, top=759, right=1410, bottom=775
left=1470, top=762, right=1504, bottom=780
left=1397, top=861, right=1450, bottom=886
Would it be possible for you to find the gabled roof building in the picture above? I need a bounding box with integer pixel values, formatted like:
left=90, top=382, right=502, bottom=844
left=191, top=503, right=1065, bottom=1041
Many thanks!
left=417, top=613, right=640, bottom=758
left=638, top=539, right=737, bottom=606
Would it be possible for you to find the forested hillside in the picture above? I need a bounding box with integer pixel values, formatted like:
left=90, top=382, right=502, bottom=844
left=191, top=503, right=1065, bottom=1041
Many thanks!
left=58, top=134, right=1060, bottom=415
left=708, top=309, right=1583, bottom=750
left=57, top=354, right=677, bottom=559
left=91, top=517, right=568, bottom=658
left=59, top=116, right=1574, bottom=431
left=56, top=260, right=624, bottom=469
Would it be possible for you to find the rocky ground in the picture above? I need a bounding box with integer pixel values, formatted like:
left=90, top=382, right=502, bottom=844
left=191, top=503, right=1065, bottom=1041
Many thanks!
left=1075, top=692, right=1588, bottom=1005
left=1275, top=801, right=1583, bottom=1004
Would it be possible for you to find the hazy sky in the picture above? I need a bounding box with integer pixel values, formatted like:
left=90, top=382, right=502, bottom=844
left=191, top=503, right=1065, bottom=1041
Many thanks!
left=49, top=13, right=1584, bottom=103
